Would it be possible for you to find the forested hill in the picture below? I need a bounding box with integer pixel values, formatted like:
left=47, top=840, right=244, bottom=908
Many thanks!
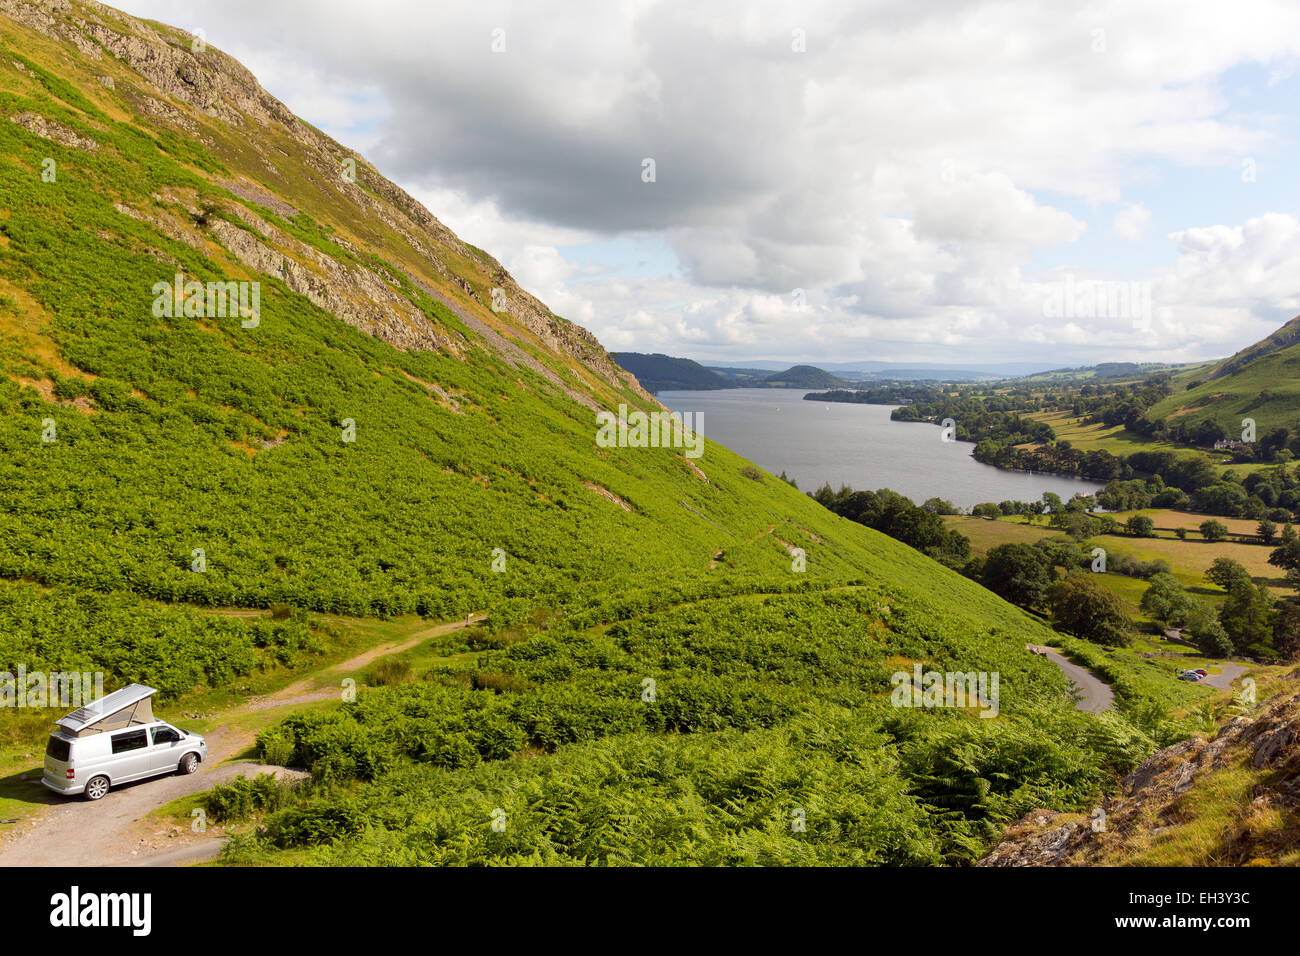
left=611, top=352, right=729, bottom=392
left=762, top=364, right=848, bottom=388
left=0, top=0, right=1179, bottom=866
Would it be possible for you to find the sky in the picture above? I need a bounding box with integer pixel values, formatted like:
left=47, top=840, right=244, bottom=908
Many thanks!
left=115, top=0, right=1300, bottom=368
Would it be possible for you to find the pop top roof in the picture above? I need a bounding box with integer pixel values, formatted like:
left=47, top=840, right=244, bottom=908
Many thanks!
left=55, top=683, right=157, bottom=733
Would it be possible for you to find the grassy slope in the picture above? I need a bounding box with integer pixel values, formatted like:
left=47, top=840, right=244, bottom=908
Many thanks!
left=1148, top=319, right=1300, bottom=434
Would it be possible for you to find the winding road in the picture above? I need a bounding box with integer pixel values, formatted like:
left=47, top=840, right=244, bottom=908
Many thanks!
left=1201, top=662, right=1250, bottom=690
left=1028, top=645, right=1116, bottom=713
left=1027, top=645, right=1251, bottom=713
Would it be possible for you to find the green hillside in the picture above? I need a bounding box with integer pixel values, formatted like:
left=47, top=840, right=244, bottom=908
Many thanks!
left=1149, top=316, right=1300, bottom=433
left=0, top=0, right=1191, bottom=866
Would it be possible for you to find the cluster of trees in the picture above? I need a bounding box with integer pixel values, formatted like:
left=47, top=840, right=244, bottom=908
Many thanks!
left=1141, top=559, right=1296, bottom=659
left=893, top=396, right=1056, bottom=447
left=1106, top=456, right=1300, bottom=521
left=973, top=542, right=1131, bottom=646
left=810, top=485, right=972, bottom=568
left=804, top=384, right=944, bottom=406
left=973, top=440, right=1125, bottom=481
left=813, top=373, right=1300, bottom=525
left=1069, top=377, right=1173, bottom=430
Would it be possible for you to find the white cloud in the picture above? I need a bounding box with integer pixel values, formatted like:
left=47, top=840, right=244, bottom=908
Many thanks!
left=1113, top=203, right=1153, bottom=241
left=115, top=0, right=1300, bottom=365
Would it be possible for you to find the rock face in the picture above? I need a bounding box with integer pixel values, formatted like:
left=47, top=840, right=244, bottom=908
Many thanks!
left=8, top=112, right=98, bottom=149
left=0, top=0, right=654, bottom=407
left=978, top=676, right=1300, bottom=866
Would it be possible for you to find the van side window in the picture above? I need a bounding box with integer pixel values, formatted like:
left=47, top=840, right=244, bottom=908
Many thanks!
left=152, top=727, right=178, bottom=745
left=111, top=729, right=149, bottom=754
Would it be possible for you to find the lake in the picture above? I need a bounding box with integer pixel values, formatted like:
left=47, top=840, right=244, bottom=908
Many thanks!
left=657, top=388, right=1102, bottom=509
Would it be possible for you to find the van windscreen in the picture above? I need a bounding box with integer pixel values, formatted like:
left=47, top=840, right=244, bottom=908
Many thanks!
left=45, top=736, right=71, bottom=762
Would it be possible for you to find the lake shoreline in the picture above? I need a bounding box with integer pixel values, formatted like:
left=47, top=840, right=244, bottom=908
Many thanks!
left=658, top=388, right=1104, bottom=509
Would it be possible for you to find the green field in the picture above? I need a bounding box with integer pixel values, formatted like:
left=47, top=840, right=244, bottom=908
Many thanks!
left=1024, top=410, right=1266, bottom=476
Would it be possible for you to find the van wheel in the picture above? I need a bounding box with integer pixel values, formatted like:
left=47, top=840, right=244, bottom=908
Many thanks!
left=84, top=776, right=110, bottom=801
left=178, top=753, right=199, bottom=775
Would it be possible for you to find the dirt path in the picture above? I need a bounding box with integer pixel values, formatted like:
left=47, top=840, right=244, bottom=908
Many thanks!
left=0, top=615, right=480, bottom=868
left=1027, top=644, right=1116, bottom=713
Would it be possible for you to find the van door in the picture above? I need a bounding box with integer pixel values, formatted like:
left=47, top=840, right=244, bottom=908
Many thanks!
left=148, top=725, right=184, bottom=773
left=108, top=728, right=152, bottom=782
left=43, top=734, right=72, bottom=789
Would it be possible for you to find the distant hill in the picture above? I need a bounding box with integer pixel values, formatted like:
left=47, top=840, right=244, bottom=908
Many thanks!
left=706, top=366, right=775, bottom=386
left=1016, top=361, right=1197, bottom=384
left=762, top=364, right=848, bottom=388
left=706, top=359, right=1053, bottom=378
left=611, top=352, right=729, bottom=392
left=614, top=354, right=852, bottom=390
left=1147, top=316, right=1300, bottom=432
left=1206, top=315, right=1300, bottom=382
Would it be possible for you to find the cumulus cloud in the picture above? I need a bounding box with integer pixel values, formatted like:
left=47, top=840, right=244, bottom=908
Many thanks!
left=1113, top=203, right=1152, bottom=241
left=116, top=0, right=1300, bottom=365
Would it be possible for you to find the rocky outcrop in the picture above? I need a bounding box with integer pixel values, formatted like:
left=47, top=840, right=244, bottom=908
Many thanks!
left=209, top=207, right=461, bottom=354
left=9, top=112, right=99, bottom=150
left=0, top=0, right=653, bottom=405
left=978, top=678, right=1300, bottom=866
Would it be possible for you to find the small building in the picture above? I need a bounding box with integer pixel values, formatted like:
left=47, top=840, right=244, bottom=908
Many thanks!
left=55, top=683, right=157, bottom=738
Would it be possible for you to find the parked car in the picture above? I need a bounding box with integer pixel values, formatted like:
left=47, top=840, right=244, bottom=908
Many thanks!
left=1178, top=670, right=1205, bottom=682
left=1193, top=668, right=1209, bottom=677
left=42, top=684, right=206, bottom=801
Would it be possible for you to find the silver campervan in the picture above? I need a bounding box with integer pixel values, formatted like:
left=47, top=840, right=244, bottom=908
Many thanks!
left=42, top=683, right=207, bottom=801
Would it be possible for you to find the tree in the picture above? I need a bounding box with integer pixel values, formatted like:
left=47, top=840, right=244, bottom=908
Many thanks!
left=982, top=543, right=1053, bottom=610
left=971, top=502, right=1002, bottom=519
left=1257, top=519, right=1277, bottom=544
left=1049, top=573, right=1131, bottom=646
left=1219, top=578, right=1275, bottom=657
left=1126, top=514, right=1155, bottom=537
left=1055, top=511, right=1098, bottom=542
left=1206, top=557, right=1252, bottom=591
left=1199, top=519, right=1229, bottom=542
left=1272, top=600, right=1300, bottom=661
left=1140, top=572, right=1200, bottom=627
left=1268, top=538, right=1300, bottom=575
left=1187, top=612, right=1233, bottom=657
